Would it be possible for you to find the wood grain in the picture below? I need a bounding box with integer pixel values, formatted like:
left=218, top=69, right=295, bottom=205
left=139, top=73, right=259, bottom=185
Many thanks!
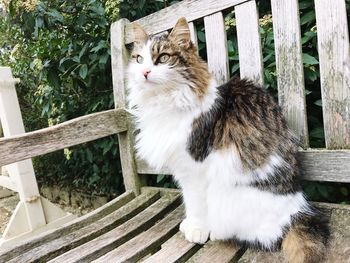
left=136, top=150, right=350, bottom=183
left=204, top=12, right=229, bottom=85
left=49, top=192, right=180, bottom=263
left=0, top=109, right=128, bottom=167
left=188, top=241, right=244, bottom=263
left=111, top=19, right=142, bottom=195
left=298, top=150, right=350, bottom=183
left=92, top=205, right=185, bottom=263
left=0, top=191, right=135, bottom=261
left=315, top=0, right=350, bottom=149
left=143, top=232, right=200, bottom=263
left=271, top=0, right=309, bottom=148
left=189, top=22, right=199, bottom=53
left=124, top=0, right=250, bottom=44
left=6, top=190, right=160, bottom=263
left=235, top=0, right=264, bottom=85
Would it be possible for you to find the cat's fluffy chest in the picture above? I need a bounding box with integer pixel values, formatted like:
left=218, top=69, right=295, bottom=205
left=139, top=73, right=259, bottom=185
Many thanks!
left=135, top=108, right=200, bottom=173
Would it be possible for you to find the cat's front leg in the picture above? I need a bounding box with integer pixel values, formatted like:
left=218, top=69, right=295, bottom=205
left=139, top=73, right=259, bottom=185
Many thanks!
left=175, top=172, right=209, bottom=244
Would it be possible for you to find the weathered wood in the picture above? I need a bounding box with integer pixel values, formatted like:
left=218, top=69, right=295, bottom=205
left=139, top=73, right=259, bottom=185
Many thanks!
left=5, top=191, right=159, bottom=263
left=204, top=12, right=230, bottom=85
left=271, top=0, right=309, bottom=148
left=111, top=19, right=142, bottom=195
left=189, top=22, right=199, bottom=53
left=49, top=192, right=181, bottom=263
left=0, top=176, right=16, bottom=192
left=137, top=150, right=350, bottom=183
left=136, top=158, right=171, bottom=175
left=188, top=241, right=244, bottom=263
left=143, top=232, right=200, bottom=263
left=92, top=205, right=184, bottom=263
left=235, top=0, right=264, bottom=85
left=0, top=109, right=128, bottom=167
left=124, top=0, right=251, bottom=44
left=315, top=0, right=350, bottom=149
left=0, top=191, right=135, bottom=260
left=298, top=150, right=350, bottom=183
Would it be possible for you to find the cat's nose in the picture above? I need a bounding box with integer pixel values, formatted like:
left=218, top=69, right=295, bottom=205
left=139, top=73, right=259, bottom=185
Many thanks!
left=143, top=69, right=151, bottom=79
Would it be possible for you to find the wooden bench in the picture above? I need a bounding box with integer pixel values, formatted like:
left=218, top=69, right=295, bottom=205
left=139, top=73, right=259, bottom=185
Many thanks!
left=0, top=0, right=349, bottom=262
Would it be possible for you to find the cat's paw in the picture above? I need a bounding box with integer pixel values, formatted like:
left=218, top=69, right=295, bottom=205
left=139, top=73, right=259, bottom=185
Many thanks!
left=180, top=218, right=209, bottom=244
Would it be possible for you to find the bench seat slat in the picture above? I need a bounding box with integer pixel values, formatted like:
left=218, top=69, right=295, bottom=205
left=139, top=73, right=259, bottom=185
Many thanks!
left=6, top=190, right=160, bottom=263
left=92, top=205, right=185, bottom=263
left=0, top=190, right=135, bottom=261
left=315, top=0, right=350, bottom=149
left=143, top=232, right=200, bottom=263
left=235, top=0, right=264, bottom=85
left=188, top=241, right=244, bottom=263
left=204, top=12, right=230, bottom=85
left=0, top=109, right=128, bottom=167
left=49, top=192, right=181, bottom=263
left=271, top=0, right=309, bottom=148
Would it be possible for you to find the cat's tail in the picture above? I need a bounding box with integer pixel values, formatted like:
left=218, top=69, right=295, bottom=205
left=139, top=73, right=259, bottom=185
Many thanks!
left=281, top=208, right=329, bottom=263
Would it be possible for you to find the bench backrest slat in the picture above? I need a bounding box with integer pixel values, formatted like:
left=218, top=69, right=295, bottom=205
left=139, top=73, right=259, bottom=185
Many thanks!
left=315, top=0, right=350, bottom=149
left=111, top=19, right=141, bottom=194
left=204, top=12, right=230, bottom=85
left=124, top=0, right=249, bottom=44
left=188, top=22, right=199, bottom=52
left=271, top=0, right=309, bottom=148
left=235, top=0, right=264, bottom=85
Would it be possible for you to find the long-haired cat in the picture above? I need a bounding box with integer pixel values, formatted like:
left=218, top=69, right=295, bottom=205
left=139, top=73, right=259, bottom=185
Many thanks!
left=127, top=17, right=329, bottom=263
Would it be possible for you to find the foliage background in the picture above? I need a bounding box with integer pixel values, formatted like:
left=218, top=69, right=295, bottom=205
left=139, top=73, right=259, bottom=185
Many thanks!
left=0, top=0, right=349, bottom=202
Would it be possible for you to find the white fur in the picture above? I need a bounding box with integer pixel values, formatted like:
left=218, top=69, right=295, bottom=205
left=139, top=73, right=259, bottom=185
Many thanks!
left=127, top=41, right=309, bottom=247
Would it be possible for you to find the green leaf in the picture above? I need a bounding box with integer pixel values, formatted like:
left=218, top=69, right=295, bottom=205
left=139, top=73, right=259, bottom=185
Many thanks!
left=91, top=40, right=107, bottom=53
left=231, top=64, right=240, bottom=74
left=47, top=68, right=60, bottom=88
left=197, top=31, right=206, bottom=42
left=86, top=149, right=93, bottom=163
left=304, top=67, right=318, bottom=82
left=79, top=43, right=89, bottom=59
left=156, top=174, right=165, bottom=183
left=300, top=11, right=315, bottom=25
left=305, top=89, right=312, bottom=95
left=317, top=185, right=329, bottom=199
left=310, top=127, right=324, bottom=139
left=99, top=53, right=109, bottom=64
left=314, top=99, right=322, bottom=106
left=340, top=187, right=349, bottom=196
left=79, top=64, right=88, bottom=79
left=47, top=9, right=64, bottom=23
left=303, top=53, right=319, bottom=65
left=301, top=31, right=316, bottom=44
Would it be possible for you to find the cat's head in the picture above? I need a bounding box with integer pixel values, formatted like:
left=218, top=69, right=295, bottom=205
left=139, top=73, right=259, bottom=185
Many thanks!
left=128, top=18, right=212, bottom=108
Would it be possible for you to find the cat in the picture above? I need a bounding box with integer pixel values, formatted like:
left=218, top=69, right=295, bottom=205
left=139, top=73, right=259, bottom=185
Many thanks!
left=127, top=17, right=329, bottom=263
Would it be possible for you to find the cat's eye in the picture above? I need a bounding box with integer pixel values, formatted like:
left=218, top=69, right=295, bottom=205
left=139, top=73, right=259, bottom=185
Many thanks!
left=136, top=55, right=144, bottom=64
left=158, top=54, right=170, bottom=64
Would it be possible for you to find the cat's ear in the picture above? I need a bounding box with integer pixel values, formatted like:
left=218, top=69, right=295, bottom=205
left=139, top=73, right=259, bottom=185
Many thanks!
left=133, top=22, right=148, bottom=44
left=169, top=17, right=192, bottom=48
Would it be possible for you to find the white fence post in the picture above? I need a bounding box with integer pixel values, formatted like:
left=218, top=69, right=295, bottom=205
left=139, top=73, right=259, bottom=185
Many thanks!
left=0, top=67, right=76, bottom=248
